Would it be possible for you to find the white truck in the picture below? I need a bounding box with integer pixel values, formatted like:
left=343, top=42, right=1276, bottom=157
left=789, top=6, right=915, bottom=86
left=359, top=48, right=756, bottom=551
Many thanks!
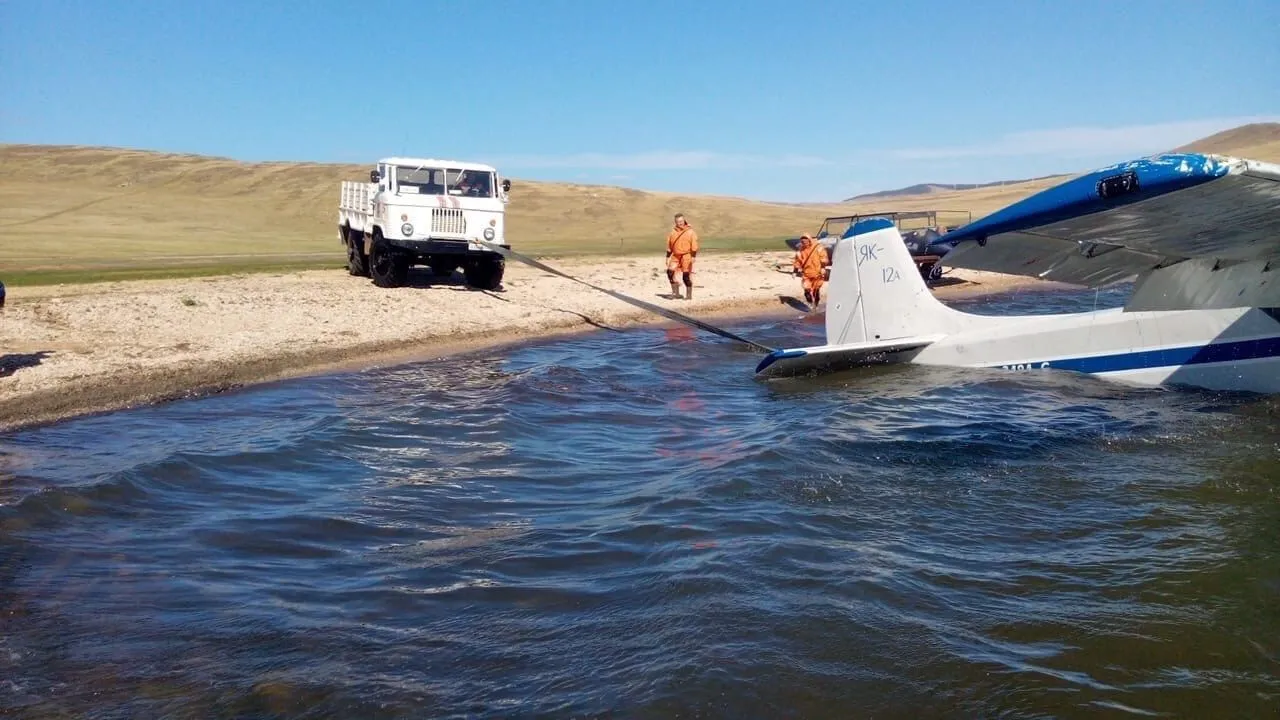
left=338, top=157, right=512, bottom=289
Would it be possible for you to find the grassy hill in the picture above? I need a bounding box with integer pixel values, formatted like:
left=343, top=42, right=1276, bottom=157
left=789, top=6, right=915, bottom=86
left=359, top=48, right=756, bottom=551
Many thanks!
left=1175, top=121, right=1280, bottom=157
left=0, top=144, right=862, bottom=284
left=2, top=122, right=1277, bottom=286
left=837, top=121, right=1280, bottom=229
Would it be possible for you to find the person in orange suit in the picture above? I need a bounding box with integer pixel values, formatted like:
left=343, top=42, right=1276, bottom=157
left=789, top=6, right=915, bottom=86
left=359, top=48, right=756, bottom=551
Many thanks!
left=665, top=213, right=699, bottom=300
left=793, top=234, right=831, bottom=310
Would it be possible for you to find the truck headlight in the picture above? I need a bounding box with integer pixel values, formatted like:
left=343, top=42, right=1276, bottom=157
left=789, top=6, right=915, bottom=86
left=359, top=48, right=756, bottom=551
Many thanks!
left=401, top=223, right=413, bottom=236
left=483, top=227, right=495, bottom=241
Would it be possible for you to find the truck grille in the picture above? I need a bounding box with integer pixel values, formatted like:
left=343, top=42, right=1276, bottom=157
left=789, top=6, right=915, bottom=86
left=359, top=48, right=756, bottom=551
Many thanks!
left=431, top=208, right=466, bottom=236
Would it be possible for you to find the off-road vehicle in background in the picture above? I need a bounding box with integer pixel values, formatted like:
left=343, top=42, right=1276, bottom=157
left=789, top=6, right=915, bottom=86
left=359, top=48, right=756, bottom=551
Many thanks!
left=784, top=210, right=971, bottom=286
left=338, top=158, right=512, bottom=289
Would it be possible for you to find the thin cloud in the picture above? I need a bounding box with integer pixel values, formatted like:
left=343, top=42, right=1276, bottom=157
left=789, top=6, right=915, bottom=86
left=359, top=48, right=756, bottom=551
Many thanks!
left=490, top=115, right=1277, bottom=175
left=490, top=150, right=834, bottom=171
left=886, top=115, right=1280, bottom=161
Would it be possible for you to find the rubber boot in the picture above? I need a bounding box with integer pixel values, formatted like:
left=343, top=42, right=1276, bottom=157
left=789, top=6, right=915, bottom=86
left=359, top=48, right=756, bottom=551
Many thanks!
left=670, top=281, right=682, bottom=299
left=684, top=283, right=693, bottom=300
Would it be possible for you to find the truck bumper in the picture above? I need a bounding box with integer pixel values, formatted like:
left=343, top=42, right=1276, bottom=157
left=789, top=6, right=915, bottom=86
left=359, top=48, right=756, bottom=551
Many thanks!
left=385, top=238, right=509, bottom=256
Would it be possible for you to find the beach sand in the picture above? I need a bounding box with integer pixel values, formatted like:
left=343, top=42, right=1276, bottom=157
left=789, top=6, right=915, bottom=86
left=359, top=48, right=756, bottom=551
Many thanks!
left=0, top=252, right=1046, bottom=432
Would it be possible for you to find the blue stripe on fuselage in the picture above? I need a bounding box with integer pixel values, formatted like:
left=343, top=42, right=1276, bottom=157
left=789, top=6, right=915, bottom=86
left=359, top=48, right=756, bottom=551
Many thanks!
left=843, top=217, right=895, bottom=239
left=990, top=335, right=1280, bottom=374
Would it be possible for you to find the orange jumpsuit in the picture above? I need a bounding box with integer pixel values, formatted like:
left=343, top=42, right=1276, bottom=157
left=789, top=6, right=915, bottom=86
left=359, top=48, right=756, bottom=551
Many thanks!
left=793, top=239, right=830, bottom=294
left=666, top=225, right=699, bottom=274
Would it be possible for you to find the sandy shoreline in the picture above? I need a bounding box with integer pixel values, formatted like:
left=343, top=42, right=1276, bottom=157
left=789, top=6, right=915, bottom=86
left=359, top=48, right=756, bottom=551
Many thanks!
left=1, top=251, right=1046, bottom=433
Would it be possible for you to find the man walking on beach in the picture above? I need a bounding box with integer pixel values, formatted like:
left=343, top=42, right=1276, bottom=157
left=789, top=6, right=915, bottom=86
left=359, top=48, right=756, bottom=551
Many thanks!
left=793, top=234, right=830, bottom=310
left=666, top=213, right=699, bottom=300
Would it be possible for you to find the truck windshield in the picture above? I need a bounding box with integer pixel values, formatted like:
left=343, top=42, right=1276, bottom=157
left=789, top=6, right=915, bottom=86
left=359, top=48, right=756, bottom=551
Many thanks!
left=395, top=166, right=493, bottom=197
left=446, top=169, right=493, bottom=198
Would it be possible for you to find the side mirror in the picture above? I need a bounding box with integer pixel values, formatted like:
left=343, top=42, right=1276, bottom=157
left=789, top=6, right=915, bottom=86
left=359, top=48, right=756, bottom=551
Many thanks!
left=370, top=169, right=381, bottom=183
left=501, top=178, right=511, bottom=192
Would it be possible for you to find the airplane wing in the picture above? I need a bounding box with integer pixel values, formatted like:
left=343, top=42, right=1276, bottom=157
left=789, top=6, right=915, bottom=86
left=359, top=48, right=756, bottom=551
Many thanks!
left=938, top=153, right=1280, bottom=310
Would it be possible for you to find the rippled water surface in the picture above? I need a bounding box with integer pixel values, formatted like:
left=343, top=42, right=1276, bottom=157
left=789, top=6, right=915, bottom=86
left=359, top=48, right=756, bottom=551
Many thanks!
left=2, top=287, right=1278, bottom=718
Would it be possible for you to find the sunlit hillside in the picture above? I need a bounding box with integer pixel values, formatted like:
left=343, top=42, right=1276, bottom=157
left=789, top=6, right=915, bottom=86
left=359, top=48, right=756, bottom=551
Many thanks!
left=2, top=122, right=1276, bottom=284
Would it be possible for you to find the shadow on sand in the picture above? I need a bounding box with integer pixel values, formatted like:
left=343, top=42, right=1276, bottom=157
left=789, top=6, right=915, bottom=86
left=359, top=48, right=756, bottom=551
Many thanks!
left=399, top=269, right=622, bottom=334
left=928, top=275, right=967, bottom=289
left=777, top=295, right=812, bottom=313
left=1, top=351, right=52, bottom=378
left=383, top=267, right=502, bottom=293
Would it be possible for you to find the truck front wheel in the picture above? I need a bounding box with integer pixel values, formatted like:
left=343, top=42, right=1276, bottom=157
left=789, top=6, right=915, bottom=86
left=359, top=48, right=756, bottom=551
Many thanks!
left=370, top=237, right=410, bottom=288
left=464, top=256, right=505, bottom=291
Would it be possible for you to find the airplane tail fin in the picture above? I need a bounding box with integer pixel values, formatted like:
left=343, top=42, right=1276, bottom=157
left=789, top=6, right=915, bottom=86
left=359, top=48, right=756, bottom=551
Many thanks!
left=824, top=218, right=963, bottom=345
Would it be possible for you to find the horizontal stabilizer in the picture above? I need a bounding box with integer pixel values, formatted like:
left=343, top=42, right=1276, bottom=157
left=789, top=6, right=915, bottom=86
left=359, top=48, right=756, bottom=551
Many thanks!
left=754, top=335, right=944, bottom=379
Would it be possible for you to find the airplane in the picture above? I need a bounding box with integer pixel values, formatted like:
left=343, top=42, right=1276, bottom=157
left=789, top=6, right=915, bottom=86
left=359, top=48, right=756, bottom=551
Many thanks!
left=755, top=152, right=1280, bottom=395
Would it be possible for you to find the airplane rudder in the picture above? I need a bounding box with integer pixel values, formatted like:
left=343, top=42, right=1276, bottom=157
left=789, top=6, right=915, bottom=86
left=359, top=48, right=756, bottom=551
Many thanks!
left=839, top=218, right=945, bottom=339
left=824, top=233, right=866, bottom=344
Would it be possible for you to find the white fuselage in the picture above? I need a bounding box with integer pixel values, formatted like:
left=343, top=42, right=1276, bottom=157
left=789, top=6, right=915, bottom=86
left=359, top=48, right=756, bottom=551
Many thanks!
left=909, top=304, right=1280, bottom=393
left=758, top=223, right=1280, bottom=394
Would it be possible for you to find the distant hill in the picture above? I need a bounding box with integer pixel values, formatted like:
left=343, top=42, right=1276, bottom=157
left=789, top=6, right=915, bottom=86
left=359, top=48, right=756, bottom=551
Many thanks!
left=1173, top=121, right=1280, bottom=157
left=844, top=122, right=1280, bottom=204
left=845, top=175, right=1063, bottom=202
left=3, top=121, right=1278, bottom=280
left=0, top=144, right=865, bottom=269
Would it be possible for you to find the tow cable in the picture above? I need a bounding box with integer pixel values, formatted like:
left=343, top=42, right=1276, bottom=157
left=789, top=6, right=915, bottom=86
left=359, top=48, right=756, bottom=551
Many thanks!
left=474, top=240, right=777, bottom=354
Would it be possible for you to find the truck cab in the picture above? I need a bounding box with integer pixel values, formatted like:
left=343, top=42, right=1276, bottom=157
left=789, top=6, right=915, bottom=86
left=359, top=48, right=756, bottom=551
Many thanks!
left=338, top=157, right=513, bottom=289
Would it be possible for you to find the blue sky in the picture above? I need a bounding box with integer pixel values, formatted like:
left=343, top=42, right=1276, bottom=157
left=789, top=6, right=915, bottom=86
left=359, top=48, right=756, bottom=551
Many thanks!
left=2, top=0, right=1277, bottom=202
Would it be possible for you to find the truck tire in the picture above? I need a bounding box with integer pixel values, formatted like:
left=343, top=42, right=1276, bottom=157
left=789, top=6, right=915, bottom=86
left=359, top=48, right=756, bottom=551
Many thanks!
left=345, top=227, right=369, bottom=277
left=917, top=261, right=933, bottom=283
left=430, top=261, right=458, bottom=279
left=464, top=256, right=505, bottom=291
left=369, top=235, right=409, bottom=288
left=919, top=261, right=942, bottom=286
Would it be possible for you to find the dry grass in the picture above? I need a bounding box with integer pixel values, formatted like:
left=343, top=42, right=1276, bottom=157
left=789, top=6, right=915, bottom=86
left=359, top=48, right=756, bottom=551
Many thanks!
left=2, top=122, right=1277, bottom=285
left=1175, top=122, right=1280, bottom=159
left=835, top=122, right=1280, bottom=210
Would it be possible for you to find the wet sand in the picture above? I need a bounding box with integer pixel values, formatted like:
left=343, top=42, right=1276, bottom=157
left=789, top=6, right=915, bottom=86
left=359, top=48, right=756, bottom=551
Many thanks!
left=0, top=252, right=1047, bottom=432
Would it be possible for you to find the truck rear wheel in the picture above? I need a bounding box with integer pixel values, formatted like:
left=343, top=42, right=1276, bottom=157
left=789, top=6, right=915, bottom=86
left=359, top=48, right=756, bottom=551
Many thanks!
left=464, top=256, right=505, bottom=291
left=345, top=228, right=369, bottom=277
left=370, top=236, right=409, bottom=288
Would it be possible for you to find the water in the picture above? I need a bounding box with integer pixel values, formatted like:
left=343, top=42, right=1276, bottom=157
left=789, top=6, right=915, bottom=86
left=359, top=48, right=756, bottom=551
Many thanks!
left=2, top=287, right=1278, bottom=718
